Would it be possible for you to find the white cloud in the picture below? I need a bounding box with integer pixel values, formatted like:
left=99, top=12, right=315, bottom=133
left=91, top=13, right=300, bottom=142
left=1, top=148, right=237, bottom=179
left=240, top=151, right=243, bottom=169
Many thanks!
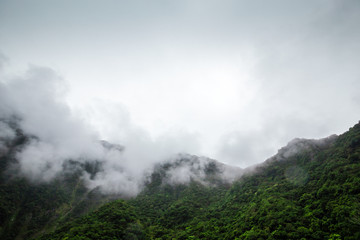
left=0, top=0, right=359, bottom=177
left=0, top=64, right=204, bottom=195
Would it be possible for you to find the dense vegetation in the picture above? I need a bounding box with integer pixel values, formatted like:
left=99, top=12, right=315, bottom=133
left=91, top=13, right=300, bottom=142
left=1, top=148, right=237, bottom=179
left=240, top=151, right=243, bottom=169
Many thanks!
left=38, top=200, right=143, bottom=240
left=1, top=121, right=360, bottom=239
left=0, top=128, right=111, bottom=240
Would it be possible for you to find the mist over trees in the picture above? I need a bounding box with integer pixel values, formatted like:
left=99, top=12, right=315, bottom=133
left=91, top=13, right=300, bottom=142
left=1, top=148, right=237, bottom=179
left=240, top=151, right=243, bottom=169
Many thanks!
left=1, top=120, right=360, bottom=239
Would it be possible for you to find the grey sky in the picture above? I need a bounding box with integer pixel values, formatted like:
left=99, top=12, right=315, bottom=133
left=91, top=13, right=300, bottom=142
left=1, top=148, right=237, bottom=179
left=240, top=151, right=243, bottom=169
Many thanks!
left=1, top=0, right=359, bottom=168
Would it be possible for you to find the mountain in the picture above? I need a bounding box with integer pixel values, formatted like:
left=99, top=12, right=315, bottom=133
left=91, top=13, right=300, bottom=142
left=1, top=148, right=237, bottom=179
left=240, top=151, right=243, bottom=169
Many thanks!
left=1, top=120, right=360, bottom=239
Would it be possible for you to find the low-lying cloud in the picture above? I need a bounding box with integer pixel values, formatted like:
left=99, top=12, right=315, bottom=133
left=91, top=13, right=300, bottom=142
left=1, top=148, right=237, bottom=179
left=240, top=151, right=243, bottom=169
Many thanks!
left=0, top=63, right=223, bottom=195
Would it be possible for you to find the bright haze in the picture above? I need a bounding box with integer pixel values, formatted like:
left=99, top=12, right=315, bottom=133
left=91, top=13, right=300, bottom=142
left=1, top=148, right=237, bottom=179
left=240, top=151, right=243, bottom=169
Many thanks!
left=0, top=0, right=359, bottom=169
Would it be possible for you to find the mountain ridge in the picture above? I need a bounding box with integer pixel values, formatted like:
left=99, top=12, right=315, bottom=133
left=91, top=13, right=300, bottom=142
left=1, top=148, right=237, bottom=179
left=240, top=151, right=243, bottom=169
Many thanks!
left=1, top=120, right=360, bottom=239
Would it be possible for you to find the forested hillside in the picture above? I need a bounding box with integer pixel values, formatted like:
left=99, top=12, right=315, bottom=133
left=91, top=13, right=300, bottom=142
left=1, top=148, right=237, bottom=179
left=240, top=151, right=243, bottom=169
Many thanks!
left=1, top=121, right=360, bottom=239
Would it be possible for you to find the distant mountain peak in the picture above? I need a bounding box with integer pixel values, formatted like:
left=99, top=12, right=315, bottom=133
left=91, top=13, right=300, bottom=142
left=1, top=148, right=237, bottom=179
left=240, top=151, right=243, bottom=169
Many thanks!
left=267, top=134, right=338, bottom=162
left=148, top=153, right=243, bottom=187
left=99, top=140, right=124, bottom=152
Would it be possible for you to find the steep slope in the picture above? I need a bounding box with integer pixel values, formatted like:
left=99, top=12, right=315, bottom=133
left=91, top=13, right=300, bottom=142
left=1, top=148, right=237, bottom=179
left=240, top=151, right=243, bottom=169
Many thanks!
left=0, top=122, right=112, bottom=240
left=170, top=122, right=360, bottom=239
left=1, top=121, right=360, bottom=239
left=0, top=120, right=241, bottom=239
left=36, top=121, right=360, bottom=240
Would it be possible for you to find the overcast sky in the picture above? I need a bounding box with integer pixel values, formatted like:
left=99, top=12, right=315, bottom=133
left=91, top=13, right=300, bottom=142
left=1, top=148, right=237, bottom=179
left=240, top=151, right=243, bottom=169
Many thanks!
left=1, top=0, right=360, bottom=168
